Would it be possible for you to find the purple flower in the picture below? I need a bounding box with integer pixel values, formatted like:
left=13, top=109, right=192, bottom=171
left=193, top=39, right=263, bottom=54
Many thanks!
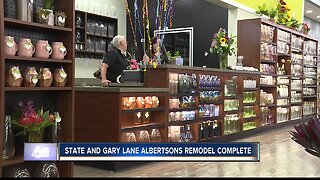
left=214, top=33, right=217, bottom=38
left=211, top=41, right=216, bottom=47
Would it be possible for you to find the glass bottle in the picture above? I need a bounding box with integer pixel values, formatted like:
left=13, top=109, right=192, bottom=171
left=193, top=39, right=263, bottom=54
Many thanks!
left=185, top=125, right=193, bottom=142
left=3, top=115, right=15, bottom=160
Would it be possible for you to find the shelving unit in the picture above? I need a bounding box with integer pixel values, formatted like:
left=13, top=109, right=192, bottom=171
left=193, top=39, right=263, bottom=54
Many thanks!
left=238, top=18, right=318, bottom=125
left=75, top=10, right=117, bottom=57
left=144, top=65, right=260, bottom=142
left=0, top=0, right=74, bottom=177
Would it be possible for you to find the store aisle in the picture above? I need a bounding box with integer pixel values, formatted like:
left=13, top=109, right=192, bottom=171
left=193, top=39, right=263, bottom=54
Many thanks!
left=74, top=126, right=320, bottom=177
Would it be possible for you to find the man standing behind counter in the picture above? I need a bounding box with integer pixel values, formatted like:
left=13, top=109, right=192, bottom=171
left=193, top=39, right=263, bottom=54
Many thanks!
left=101, top=35, right=130, bottom=86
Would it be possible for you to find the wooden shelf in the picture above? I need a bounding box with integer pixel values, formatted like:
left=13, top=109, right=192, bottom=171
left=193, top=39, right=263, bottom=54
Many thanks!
left=122, top=107, right=165, bottom=114
left=291, top=62, right=303, bottom=66
left=224, top=110, right=241, bottom=114
left=198, top=116, right=222, bottom=121
left=5, top=55, right=73, bottom=63
left=291, top=76, right=303, bottom=79
left=87, top=33, right=113, bottom=39
left=277, top=39, right=291, bottom=44
left=2, top=155, right=24, bottom=167
left=291, top=102, right=303, bottom=105
left=261, top=40, right=277, bottom=45
left=277, top=105, right=290, bottom=108
left=199, top=101, right=222, bottom=105
left=243, top=102, right=258, bottom=106
left=291, top=47, right=303, bottom=53
left=260, top=59, right=277, bottom=64
left=199, top=87, right=222, bottom=91
left=168, top=120, right=196, bottom=126
left=169, top=107, right=198, bottom=112
left=170, top=93, right=197, bottom=97
left=5, top=87, right=72, bottom=91
left=260, top=104, right=276, bottom=108
left=260, top=73, right=276, bottom=77
left=243, top=116, right=258, bottom=121
left=291, top=89, right=303, bottom=92
left=277, top=96, right=290, bottom=99
left=121, top=122, right=165, bottom=132
left=4, top=17, right=72, bottom=32
left=277, top=83, right=290, bottom=86
left=277, top=75, right=291, bottom=78
left=278, top=52, right=291, bottom=56
left=224, top=95, right=242, bottom=99
left=303, top=76, right=317, bottom=79
left=75, top=50, right=106, bottom=55
left=303, top=64, right=317, bottom=68
left=260, top=84, right=277, bottom=88
left=76, top=26, right=85, bottom=29
left=243, top=88, right=259, bottom=91
left=303, top=85, right=317, bottom=88
left=303, top=95, right=317, bottom=98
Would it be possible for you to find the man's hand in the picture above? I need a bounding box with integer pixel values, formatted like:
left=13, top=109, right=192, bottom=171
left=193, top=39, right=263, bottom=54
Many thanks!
left=102, top=79, right=111, bottom=86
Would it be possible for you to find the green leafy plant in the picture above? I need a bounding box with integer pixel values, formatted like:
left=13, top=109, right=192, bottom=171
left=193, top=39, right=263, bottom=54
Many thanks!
left=268, top=7, right=277, bottom=18
left=11, top=101, right=54, bottom=137
left=256, top=3, right=269, bottom=16
left=167, top=50, right=181, bottom=64
left=44, top=0, right=54, bottom=10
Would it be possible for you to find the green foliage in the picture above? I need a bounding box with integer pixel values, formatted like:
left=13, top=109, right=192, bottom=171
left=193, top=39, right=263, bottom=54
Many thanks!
left=209, top=28, right=237, bottom=57
left=44, top=0, right=54, bottom=10
left=256, top=3, right=269, bottom=16
left=167, top=50, right=181, bottom=64
left=268, top=7, right=277, bottom=18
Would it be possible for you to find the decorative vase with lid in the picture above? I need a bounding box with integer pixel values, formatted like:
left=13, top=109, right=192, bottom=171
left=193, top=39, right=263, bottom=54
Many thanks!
left=4, top=36, right=18, bottom=56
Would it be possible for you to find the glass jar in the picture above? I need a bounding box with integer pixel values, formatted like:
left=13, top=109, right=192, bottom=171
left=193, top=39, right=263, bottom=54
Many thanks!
left=3, top=115, right=15, bottom=160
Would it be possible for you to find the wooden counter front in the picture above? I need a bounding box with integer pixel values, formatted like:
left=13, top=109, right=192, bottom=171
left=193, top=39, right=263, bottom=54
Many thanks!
left=74, top=87, right=169, bottom=142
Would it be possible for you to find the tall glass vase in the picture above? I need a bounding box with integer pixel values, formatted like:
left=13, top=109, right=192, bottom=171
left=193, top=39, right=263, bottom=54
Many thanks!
left=219, top=54, right=228, bottom=69
left=28, top=130, right=44, bottom=143
left=3, top=115, right=15, bottom=160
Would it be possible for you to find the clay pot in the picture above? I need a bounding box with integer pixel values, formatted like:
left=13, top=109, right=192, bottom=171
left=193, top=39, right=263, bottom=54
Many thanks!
left=6, top=66, right=23, bottom=87
left=35, top=40, right=52, bottom=59
left=17, top=38, right=35, bottom=57
left=53, top=67, right=67, bottom=87
left=51, top=42, right=67, bottom=59
left=38, top=68, right=53, bottom=87
left=23, top=67, right=38, bottom=87
left=4, top=36, right=18, bottom=56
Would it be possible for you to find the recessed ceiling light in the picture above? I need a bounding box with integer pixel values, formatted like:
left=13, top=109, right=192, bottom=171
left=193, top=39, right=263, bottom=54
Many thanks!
left=317, top=15, right=320, bottom=18
left=306, top=10, right=313, bottom=13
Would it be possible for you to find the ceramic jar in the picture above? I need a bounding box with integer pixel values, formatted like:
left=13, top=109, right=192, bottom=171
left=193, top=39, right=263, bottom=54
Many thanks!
left=38, top=68, right=53, bottom=87
left=23, top=67, right=38, bottom=87
left=17, top=38, right=35, bottom=57
left=51, top=42, right=67, bottom=59
left=53, top=67, right=67, bottom=87
left=4, top=36, right=18, bottom=56
left=144, top=96, right=153, bottom=108
left=136, top=97, right=145, bottom=109
left=6, top=66, right=23, bottom=87
left=151, top=96, right=159, bottom=108
left=35, top=40, right=52, bottom=59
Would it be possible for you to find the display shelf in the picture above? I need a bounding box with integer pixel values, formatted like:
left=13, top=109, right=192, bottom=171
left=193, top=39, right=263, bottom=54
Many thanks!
left=199, top=101, right=222, bottom=105
left=304, top=65, right=317, bottom=68
left=224, top=95, right=242, bottom=100
left=169, top=107, right=198, bottom=112
left=4, top=17, right=72, bottom=32
left=261, top=104, right=276, bottom=108
left=243, top=116, right=258, bottom=121
left=303, top=76, right=317, bottom=79
left=224, top=110, right=241, bottom=114
left=75, top=26, right=85, bottom=30
left=277, top=75, right=291, bottom=78
left=276, top=83, right=290, bottom=86
left=168, top=120, right=196, bottom=126
left=261, top=40, right=277, bottom=45
left=5, top=55, right=73, bottom=63
left=5, top=87, right=73, bottom=91
left=277, top=105, right=290, bottom=108
left=303, top=95, right=317, bottom=98
left=291, top=102, right=303, bottom=105
left=0, top=0, right=75, bottom=177
left=260, top=84, right=277, bottom=88
left=170, top=93, right=198, bottom=97
left=291, top=76, right=303, bottom=79
left=198, top=87, right=222, bottom=91
left=278, top=52, right=291, bottom=57
left=2, top=155, right=24, bottom=167
left=291, top=47, right=303, bottom=53
left=121, top=122, right=165, bottom=132
left=261, top=73, right=276, bottom=77
left=198, top=116, right=222, bottom=122
left=243, top=102, right=259, bottom=106
left=260, top=59, right=277, bottom=64
left=122, top=107, right=165, bottom=114
left=243, top=88, right=259, bottom=91
left=277, top=96, right=290, bottom=99
left=303, top=85, right=317, bottom=88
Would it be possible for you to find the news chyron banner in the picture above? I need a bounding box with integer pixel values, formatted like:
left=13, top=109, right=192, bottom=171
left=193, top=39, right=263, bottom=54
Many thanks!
left=24, top=143, right=259, bottom=162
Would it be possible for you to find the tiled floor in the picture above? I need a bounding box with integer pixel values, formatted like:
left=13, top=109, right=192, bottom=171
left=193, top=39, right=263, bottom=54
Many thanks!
left=74, top=126, right=320, bottom=177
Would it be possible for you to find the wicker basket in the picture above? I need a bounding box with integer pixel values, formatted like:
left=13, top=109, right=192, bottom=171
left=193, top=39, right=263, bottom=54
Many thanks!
left=53, top=68, right=67, bottom=87
left=22, top=67, right=38, bottom=87
left=6, top=66, right=23, bottom=87
left=38, top=68, right=53, bottom=87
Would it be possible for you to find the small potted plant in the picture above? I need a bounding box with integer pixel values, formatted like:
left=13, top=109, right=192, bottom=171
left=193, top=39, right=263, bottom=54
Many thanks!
left=55, top=11, right=67, bottom=27
left=268, top=7, right=277, bottom=22
left=35, top=7, right=51, bottom=24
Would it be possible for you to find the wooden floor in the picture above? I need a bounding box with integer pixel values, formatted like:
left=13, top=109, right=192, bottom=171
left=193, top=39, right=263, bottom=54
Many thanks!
left=74, top=126, right=320, bottom=177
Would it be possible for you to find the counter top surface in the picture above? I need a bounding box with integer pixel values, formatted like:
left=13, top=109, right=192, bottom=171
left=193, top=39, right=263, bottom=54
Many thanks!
left=75, top=86, right=169, bottom=93
left=153, top=64, right=261, bottom=75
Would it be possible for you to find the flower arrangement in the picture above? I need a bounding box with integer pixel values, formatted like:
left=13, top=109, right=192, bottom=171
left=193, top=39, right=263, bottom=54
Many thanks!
left=290, top=117, right=320, bottom=158
left=11, top=101, right=54, bottom=142
left=130, top=59, right=140, bottom=70
left=209, top=28, right=237, bottom=57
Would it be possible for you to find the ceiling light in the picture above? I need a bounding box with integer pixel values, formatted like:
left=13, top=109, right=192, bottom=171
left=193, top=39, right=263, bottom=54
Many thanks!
left=317, top=15, right=320, bottom=18
left=306, top=10, right=313, bottom=13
